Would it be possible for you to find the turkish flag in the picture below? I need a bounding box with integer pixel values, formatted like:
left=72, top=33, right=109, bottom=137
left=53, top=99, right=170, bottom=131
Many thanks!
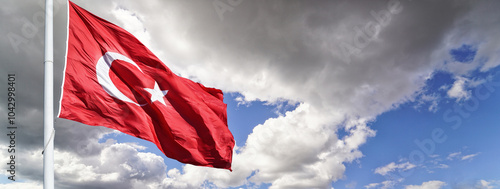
left=59, top=1, right=234, bottom=170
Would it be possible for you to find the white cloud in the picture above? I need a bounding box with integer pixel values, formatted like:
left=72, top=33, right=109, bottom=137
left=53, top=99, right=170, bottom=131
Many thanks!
left=446, top=151, right=480, bottom=161
left=374, top=162, right=416, bottom=176
left=478, top=180, right=494, bottom=189
left=413, top=93, right=440, bottom=112
left=436, top=164, right=449, bottom=169
left=365, top=182, right=381, bottom=189
left=0, top=134, right=168, bottom=189
left=55, top=142, right=168, bottom=189
left=111, top=5, right=151, bottom=47
left=447, top=77, right=471, bottom=101
left=476, top=179, right=500, bottom=189
left=405, top=180, right=446, bottom=189
left=365, top=179, right=403, bottom=189
left=0, top=182, right=42, bottom=189
left=345, top=181, right=357, bottom=189
left=428, top=98, right=439, bottom=112
left=447, top=151, right=462, bottom=160
left=461, top=153, right=480, bottom=161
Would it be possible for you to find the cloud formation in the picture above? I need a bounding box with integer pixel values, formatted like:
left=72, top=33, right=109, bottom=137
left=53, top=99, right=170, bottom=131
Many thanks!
left=446, top=150, right=480, bottom=161
left=447, top=77, right=471, bottom=101
left=365, top=179, right=403, bottom=189
left=374, top=162, right=416, bottom=176
left=405, top=180, right=446, bottom=189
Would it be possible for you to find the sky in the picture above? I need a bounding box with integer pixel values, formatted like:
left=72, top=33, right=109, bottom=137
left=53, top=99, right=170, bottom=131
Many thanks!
left=1, top=0, right=500, bottom=188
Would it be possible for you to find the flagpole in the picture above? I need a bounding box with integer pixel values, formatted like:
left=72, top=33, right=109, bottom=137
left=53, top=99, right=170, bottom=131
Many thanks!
left=43, top=0, right=54, bottom=188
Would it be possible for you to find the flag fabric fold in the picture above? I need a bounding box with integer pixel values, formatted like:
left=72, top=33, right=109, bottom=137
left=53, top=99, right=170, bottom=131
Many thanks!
left=59, top=1, right=234, bottom=170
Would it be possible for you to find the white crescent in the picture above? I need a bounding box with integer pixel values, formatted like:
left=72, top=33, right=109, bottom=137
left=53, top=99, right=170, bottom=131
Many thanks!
left=96, top=52, right=146, bottom=106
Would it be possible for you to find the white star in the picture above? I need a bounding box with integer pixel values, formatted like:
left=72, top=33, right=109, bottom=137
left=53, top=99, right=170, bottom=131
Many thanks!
left=144, top=82, right=169, bottom=105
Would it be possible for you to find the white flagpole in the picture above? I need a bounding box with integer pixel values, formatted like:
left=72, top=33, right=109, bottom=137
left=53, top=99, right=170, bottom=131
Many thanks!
left=43, top=0, right=54, bottom=188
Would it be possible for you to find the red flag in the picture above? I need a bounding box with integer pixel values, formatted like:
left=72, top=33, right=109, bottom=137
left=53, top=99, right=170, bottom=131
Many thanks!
left=59, top=1, right=234, bottom=170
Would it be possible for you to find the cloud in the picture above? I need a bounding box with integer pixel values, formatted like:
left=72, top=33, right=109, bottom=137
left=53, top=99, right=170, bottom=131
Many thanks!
left=0, top=135, right=168, bottom=189
left=461, top=153, right=480, bottom=161
left=0, top=182, right=42, bottom=189
left=447, top=77, right=471, bottom=101
left=417, top=94, right=440, bottom=112
left=477, top=180, right=494, bottom=189
left=447, top=151, right=462, bottom=160
left=436, top=164, right=449, bottom=169
left=475, top=179, right=500, bottom=189
left=110, top=5, right=151, bottom=47
left=451, top=179, right=500, bottom=189
left=374, top=162, right=416, bottom=176
left=345, top=181, right=357, bottom=189
left=365, top=183, right=380, bottom=189
left=405, top=180, right=446, bottom=189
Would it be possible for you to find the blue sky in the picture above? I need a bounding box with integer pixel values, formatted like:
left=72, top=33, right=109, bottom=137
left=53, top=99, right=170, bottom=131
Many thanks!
left=2, top=1, right=500, bottom=189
